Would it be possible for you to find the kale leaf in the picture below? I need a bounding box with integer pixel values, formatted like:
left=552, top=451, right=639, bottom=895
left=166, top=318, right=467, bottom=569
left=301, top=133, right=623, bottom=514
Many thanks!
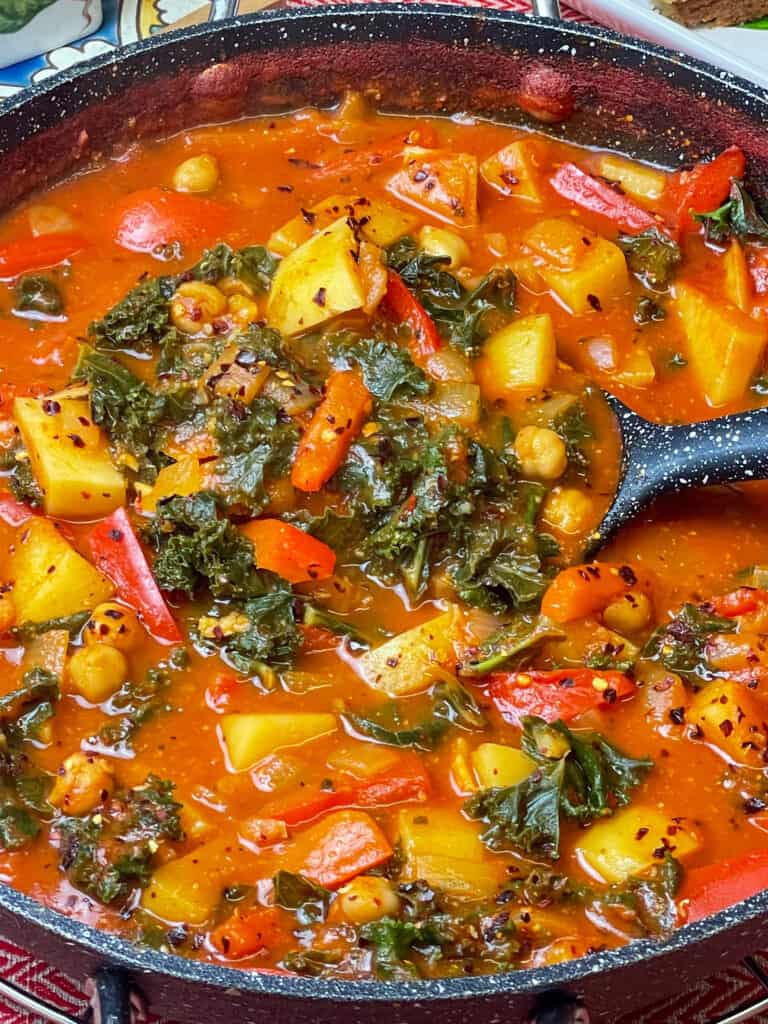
left=88, top=276, right=177, bottom=353
left=203, top=589, right=300, bottom=674
left=98, top=667, right=172, bottom=754
left=601, top=852, right=682, bottom=936
left=8, top=454, right=44, bottom=508
left=332, top=336, right=429, bottom=402
left=273, top=870, right=332, bottom=925
left=642, top=602, right=732, bottom=680
left=13, top=611, right=90, bottom=642
left=186, top=243, right=278, bottom=292
left=462, top=614, right=565, bottom=676
left=14, top=274, right=64, bottom=316
left=695, top=180, right=768, bottom=244
left=618, top=228, right=682, bottom=290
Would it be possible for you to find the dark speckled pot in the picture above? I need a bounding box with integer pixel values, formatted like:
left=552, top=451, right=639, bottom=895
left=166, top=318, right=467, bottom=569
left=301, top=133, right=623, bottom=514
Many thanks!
left=2, top=7, right=768, bottom=1021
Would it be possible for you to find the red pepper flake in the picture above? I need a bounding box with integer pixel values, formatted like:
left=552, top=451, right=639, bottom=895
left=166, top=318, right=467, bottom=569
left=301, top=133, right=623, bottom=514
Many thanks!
left=67, top=433, right=85, bottom=448
left=313, top=287, right=327, bottom=307
left=42, top=399, right=61, bottom=416
left=587, top=293, right=603, bottom=312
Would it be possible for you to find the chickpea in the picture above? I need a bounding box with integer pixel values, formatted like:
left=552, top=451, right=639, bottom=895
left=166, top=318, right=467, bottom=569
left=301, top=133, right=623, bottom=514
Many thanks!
left=0, top=590, right=16, bottom=634
left=170, top=281, right=227, bottom=335
left=603, top=591, right=653, bottom=634
left=227, top=293, right=260, bottom=326
left=336, top=876, right=401, bottom=925
left=541, top=487, right=594, bottom=535
left=68, top=645, right=128, bottom=703
left=514, top=425, right=568, bottom=480
left=85, top=602, right=143, bottom=651
left=172, top=153, right=220, bottom=193
left=217, top=276, right=255, bottom=298
left=418, top=225, right=470, bottom=269
left=48, top=752, right=115, bottom=816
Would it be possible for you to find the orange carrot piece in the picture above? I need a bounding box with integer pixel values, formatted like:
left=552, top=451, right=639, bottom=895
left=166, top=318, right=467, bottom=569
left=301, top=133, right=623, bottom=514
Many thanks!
left=289, top=809, right=393, bottom=889
left=290, top=371, right=372, bottom=493
left=209, top=906, right=283, bottom=959
left=241, top=518, right=336, bottom=584
left=541, top=562, right=654, bottom=624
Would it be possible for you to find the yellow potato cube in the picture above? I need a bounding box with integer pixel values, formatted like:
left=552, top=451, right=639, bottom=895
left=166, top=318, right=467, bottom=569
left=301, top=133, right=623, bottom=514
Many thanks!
left=675, top=282, right=767, bottom=406
left=723, top=240, right=752, bottom=313
left=358, top=608, right=464, bottom=697
left=689, top=679, right=768, bottom=767
left=388, top=148, right=478, bottom=226
left=597, top=154, right=666, bottom=203
left=221, top=712, right=337, bottom=771
left=398, top=807, right=503, bottom=898
left=266, top=217, right=366, bottom=337
left=9, top=518, right=114, bottom=624
left=577, top=806, right=700, bottom=883
left=479, top=313, right=556, bottom=396
left=269, top=194, right=418, bottom=257
left=14, top=396, right=125, bottom=518
left=480, top=139, right=546, bottom=202
left=471, top=743, right=535, bottom=788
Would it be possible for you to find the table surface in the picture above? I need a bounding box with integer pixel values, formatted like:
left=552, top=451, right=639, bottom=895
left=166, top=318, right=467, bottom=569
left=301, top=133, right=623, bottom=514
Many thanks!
left=2, top=0, right=768, bottom=1020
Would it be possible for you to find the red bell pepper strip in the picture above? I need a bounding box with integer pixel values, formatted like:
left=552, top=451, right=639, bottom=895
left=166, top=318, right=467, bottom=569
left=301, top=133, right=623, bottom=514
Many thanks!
left=667, top=145, right=746, bottom=234
left=209, top=906, right=283, bottom=959
left=0, top=492, right=38, bottom=527
left=489, top=668, right=636, bottom=727
left=0, top=234, right=87, bottom=280
left=541, top=562, right=654, bottom=624
left=114, top=187, right=234, bottom=253
left=240, top=518, right=336, bottom=584
left=549, top=163, right=658, bottom=234
left=88, top=507, right=181, bottom=643
left=707, top=587, right=768, bottom=618
left=290, top=809, right=393, bottom=889
left=679, top=849, right=768, bottom=924
left=382, top=271, right=443, bottom=362
left=299, top=623, right=341, bottom=653
left=291, top=370, right=372, bottom=493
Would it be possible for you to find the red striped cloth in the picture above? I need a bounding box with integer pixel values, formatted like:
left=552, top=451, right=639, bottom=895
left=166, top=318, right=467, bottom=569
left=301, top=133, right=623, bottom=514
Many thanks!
left=2, top=1, right=766, bottom=1022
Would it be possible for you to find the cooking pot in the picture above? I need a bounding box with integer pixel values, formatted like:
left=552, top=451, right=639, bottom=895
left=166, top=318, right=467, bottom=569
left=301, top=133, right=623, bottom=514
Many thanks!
left=2, top=4, right=768, bottom=1021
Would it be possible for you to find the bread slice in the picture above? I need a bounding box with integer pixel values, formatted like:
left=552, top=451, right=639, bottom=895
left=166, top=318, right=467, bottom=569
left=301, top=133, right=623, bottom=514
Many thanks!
left=654, top=0, right=768, bottom=26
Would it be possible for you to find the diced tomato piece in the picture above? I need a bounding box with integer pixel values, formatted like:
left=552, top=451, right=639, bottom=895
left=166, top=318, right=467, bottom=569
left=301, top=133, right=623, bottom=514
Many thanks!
left=206, top=674, right=243, bottom=712
left=0, top=233, right=88, bottom=280
left=88, top=507, right=181, bottom=643
left=114, top=187, right=234, bottom=253
left=240, top=518, right=336, bottom=584
left=708, top=587, right=768, bottom=618
left=381, top=270, right=442, bottom=362
left=679, top=849, right=768, bottom=923
left=355, top=757, right=431, bottom=807
left=667, top=145, right=746, bottom=234
left=290, top=809, right=393, bottom=889
left=489, top=668, right=636, bottom=727
left=541, top=562, right=653, bottom=624
left=291, top=370, right=372, bottom=493
left=549, top=163, right=658, bottom=234
left=209, top=906, right=283, bottom=959
left=0, top=492, right=38, bottom=527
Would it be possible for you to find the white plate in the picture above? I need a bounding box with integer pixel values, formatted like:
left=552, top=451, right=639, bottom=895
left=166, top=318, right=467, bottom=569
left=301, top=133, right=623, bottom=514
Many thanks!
left=568, top=0, right=768, bottom=91
left=0, top=0, right=103, bottom=70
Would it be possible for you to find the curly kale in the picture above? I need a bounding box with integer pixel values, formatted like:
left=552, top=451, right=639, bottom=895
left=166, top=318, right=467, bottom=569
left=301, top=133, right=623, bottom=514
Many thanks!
left=617, top=228, right=682, bottom=290
left=331, top=335, right=430, bottom=402
left=88, top=276, right=177, bottom=353
left=695, top=180, right=768, bottom=244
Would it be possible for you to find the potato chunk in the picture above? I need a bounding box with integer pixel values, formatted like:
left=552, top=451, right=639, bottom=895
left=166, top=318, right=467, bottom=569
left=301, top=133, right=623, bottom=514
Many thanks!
left=269, top=194, right=417, bottom=256
left=480, top=140, right=546, bottom=202
left=596, top=154, right=666, bottom=203
left=266, top=217, right=366, bottom=336
left=478, top=313, right=556, bottom=397
left=523, top=219, right=629, bottom=315
left=471, top=743, right=535, bottom=789
left=398, top=806, right=503, bottom=898
left=388, top=148, right=478, bottom=226
left=14, top=395, right=125, bottom=518
left=9, top=518, right=114, bottom=624
left=221, top=712, right=337, bottom=771
left=577, top=806, right=700, bottom=883
left=723, top=240, right=752, bottom=313
left=689, top=679, right=768, bottom=767
left=674, top=282, right=766, bottom=406
left=357, top=607, right=464, bottom=697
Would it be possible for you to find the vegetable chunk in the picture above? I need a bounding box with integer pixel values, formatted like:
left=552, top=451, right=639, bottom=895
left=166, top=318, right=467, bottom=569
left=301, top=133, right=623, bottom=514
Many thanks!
left=577, top=806, right=700, bottom=883
left=14, top=395, right=125, bottom=518
left=288, top=809, right=393, bottom=889
left=9, top=518, right=113, bottom=623
left=358, top=608, right=464, bottom=696
left=674, top=282, right=766, bottom=406
left=221, top=712, right=337, bottom=771
left=269, top=194, right=417, bottom=256
left=688, top=679, right=768, bottom=766
left=479, top=313, right=556, bottom=396
left=471, top=743, right=535, bottom=788
left=388, top=148, right=478, bottom=226
left=266, top=217, right=367, bottom=336
left=480, top=140, right=546, bottom=202
left=398, top=806, right=503, bottom=898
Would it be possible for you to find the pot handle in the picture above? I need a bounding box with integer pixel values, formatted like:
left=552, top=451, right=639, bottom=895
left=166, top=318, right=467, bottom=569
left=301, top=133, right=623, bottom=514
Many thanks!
left=530, top=0, right=562, bottom=18
left=86, top=967, right=144, bottom=1024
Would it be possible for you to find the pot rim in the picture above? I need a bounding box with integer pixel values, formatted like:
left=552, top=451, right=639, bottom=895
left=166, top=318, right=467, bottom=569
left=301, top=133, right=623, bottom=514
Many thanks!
left=2, top=1, right=768, bottom=1000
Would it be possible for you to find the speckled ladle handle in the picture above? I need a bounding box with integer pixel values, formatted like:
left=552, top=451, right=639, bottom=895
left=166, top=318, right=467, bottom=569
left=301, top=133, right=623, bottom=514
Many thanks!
left=584, top=394, right=768, bottom=559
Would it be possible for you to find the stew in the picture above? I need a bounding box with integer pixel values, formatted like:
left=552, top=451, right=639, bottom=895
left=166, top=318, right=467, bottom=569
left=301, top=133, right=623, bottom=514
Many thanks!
left=0, top=94, right=768, bottom=979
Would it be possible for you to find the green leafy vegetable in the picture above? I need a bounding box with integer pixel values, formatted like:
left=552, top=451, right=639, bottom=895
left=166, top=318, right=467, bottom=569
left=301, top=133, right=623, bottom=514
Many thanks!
left=332, top=336, right=429, bottom=402
left=302, top=604, right=371, bottom=650
left=273, top=870, right=332, bottom=925
left=642, top=602, right=732, bottom=680
left=88, top=276, right=177, bottom=353
left=462, top=614, right=565, bottom=676
left=14, top=274, right=64, bottom=316
left=695, top=180, right=768, bottom=244
left=8, top=454, right=44, bottom=508
left=618, top=228, right=682, bottom=290
left=634, top=296, right=666, bottom=325
left=602, top=852, right=682, bottom=936
left=187, top=243, right=279, bottom=292
left=13, top=611, right=90, bottom=642
left=98, top=667, right=172, bottom=753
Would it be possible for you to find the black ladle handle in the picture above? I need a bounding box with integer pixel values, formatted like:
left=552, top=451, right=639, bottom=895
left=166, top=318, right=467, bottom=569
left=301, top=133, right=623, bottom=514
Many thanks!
left=531, top=0, right=562, bottom=18
left=585, top=394, right=768, bottom=558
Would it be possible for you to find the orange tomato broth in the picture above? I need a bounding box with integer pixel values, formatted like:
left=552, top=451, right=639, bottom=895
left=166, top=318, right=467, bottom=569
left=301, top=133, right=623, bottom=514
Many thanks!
left=0, top=98, right=767, bottom=977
